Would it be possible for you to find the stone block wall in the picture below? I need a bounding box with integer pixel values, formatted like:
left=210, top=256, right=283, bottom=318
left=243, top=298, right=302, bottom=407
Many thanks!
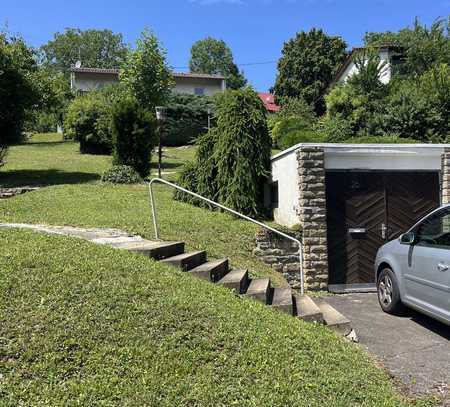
left=296, top=147, right=328, bottom=290
left=442, top=148, right=450, bottom=205
left=253, top=229, right=302, bottom=289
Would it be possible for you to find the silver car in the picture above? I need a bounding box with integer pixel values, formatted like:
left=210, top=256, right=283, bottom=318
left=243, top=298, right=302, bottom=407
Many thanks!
left=375, top=204, right=450, bottom=326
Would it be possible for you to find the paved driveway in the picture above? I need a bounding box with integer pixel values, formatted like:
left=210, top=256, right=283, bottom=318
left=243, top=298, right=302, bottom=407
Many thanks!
left=325, top=293, right=450, bottom=401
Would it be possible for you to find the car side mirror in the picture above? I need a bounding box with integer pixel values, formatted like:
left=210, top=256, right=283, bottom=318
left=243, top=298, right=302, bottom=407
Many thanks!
left=400, top=232, right=416, bottom=245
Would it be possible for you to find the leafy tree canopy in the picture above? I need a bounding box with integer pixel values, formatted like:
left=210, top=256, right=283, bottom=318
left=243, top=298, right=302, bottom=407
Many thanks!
left=0, top=33, right=39, bottom=162
left=40, top=28, right=129, bottom=73
left=273, top=28, right=347, bottom=114
left=364, top=17, right=450, bottom=76
left=120, top=30, right=174, bottom=109
left=189, top=37, right=247, bottom=89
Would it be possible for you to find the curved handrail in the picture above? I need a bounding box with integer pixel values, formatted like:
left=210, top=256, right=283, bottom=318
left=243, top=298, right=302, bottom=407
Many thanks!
left=148, top=178, right=304, bottom=295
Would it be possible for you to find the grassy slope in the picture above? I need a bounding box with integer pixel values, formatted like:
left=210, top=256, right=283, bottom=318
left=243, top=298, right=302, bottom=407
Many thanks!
left=0, top=229, right=419, bottom=406
left=0, top=134, right=285, bottom=286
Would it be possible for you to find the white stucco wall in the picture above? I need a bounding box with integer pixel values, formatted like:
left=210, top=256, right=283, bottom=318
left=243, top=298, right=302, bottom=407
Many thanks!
left=71, top=72, right=119, bottom=92
left=172, top=77, right=225, bottom=96
left=271, top=151, right=300, bottom=227
left=270, top=144, right=447, bottom=227
left=337, top=49, right=392, bottom=84
left=71, top=72, right=226, bottom=96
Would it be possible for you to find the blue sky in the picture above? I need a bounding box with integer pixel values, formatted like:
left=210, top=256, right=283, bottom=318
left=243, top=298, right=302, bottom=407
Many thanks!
left=2, top=0, right=449, bottom=91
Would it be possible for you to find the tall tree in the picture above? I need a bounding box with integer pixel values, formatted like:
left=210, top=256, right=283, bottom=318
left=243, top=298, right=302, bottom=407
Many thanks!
left=0, top=33, right=39, bottom=164
left=189, top=37, right=246, bottom=89
left=40, top=28, right=128, bottom=73
left=273, top=28, right=347, bottom=114
left=120, top=29, right=174, bottom=109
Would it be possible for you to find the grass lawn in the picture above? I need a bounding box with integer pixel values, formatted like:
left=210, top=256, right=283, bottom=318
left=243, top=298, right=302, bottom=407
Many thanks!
left=0, top=133, right=285, bottom=286
left=0, top=133, right=437, bottom=405
left=0, top=228, right=430, bottom=406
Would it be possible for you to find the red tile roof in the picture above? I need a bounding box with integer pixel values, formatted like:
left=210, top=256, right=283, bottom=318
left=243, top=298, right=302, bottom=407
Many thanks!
left=258, top=92, right=280, bottom=113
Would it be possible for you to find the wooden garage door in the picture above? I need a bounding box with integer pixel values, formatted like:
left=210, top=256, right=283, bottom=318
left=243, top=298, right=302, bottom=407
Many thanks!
left=326, top=172, right=440, bottom=285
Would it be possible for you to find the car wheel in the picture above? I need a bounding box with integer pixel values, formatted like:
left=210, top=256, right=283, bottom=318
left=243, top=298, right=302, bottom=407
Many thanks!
left=377, top=268, right=403, bottom=314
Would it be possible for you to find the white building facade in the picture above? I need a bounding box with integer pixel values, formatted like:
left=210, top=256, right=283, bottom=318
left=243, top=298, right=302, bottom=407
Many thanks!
left=70, top=67, right=226, bottom=96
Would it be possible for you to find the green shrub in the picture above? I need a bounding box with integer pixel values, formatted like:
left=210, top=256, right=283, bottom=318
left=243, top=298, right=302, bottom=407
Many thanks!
left=342, top=134, right=420, bottom=144
left=278, top=128, right=326, bottom=149
left=163, top=93, right=213, bottom=146
left=111, top=97, right=157, bottom=178
left=64, top=92, right=113, bottom=154
left=101, top=165, right=142, bottom=184
left=269, top=97, right=318, bottom=149
left=383, top=64, right=450, bottom=141
left=314, top=116, right=353, bottom=142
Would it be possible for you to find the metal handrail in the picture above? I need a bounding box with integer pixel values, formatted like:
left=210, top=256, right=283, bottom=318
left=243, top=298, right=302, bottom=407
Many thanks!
left=148, top=178, right=304, bottom=295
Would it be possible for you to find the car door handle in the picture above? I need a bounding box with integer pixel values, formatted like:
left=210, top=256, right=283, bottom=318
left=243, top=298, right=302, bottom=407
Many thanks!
left=437, top=262, right=449, bottom=272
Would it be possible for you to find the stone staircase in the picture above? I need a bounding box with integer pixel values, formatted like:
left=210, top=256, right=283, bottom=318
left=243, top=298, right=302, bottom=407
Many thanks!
left=0, top=223, right=355, bottom=340
left=107, top=238, right=355, bottom=339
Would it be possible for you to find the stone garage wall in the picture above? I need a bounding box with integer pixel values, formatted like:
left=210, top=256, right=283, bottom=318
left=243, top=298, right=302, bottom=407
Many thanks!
left=442, top=148, right=450, bottom=205
left=253, top=229, right=302, bottom=289
left=295, top=147, right=328, bottom=290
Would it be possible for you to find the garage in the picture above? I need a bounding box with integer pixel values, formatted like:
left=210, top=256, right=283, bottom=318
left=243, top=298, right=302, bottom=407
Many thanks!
left=326, top=171, right=439, bottom=285
left=270, top=143, right=450, bottom=291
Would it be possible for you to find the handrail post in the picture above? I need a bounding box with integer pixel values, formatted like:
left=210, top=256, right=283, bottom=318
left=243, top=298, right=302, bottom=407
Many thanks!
left=148, top=177, right=305, bottom=295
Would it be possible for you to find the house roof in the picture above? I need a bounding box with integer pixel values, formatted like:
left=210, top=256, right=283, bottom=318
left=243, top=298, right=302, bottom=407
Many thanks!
left=331, top=44, right=402, bottom=85
left=258, top=92, right=280, bottom=113
left=70, top=66, right=225, bottom=80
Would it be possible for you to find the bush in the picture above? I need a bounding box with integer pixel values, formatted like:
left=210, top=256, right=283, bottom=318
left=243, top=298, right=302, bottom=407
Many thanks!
left=101, top=165, right=142, bottom=184
left=64, top=92, right=113, bottom=154
left=269, top=97, right=318, bottom=149
left=342, top=134, right=420, bottom=144
left=383, top=64, right=450, bottom=141
left=177, top=87, right=271, bottom=217
left=314, top=116, right=353, bottom=142
left=111, top=98, right=157, bottom=178
left=163, top=93, right=213, bottom=146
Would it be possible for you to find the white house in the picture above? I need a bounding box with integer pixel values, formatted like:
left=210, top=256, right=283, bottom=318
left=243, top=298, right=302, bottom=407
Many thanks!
left=269, top=143, right=450, bottom=291
left=332, top=45, right=401, bottom=85
left=70, top=67, right=226, bottom=96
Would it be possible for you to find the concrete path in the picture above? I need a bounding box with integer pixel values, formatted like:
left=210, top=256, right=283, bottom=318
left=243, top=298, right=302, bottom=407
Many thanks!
left=325, top=293, right=450, bottom=401
left=0, top=223, right=149, bottom=245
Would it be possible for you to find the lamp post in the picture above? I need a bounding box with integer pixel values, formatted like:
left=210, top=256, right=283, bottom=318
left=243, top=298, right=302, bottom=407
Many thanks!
left=155, top=106, right=167, bottom=178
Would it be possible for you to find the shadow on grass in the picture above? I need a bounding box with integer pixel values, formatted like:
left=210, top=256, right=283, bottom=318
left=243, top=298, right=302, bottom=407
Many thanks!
left=24, top=141, right=70, bottom=147
left=0, top=169, right=101, bottom=188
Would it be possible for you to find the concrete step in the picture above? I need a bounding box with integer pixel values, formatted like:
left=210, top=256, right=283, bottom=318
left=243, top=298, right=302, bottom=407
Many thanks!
left=246, top=278, right=271, bottom=304
left=294, top=294, right=324, bottom=323
left=161, top=250, right=207, bottom=271
left=316, top=300, right=352, bottom=336
left=109, top=240, right=185, bottom=260
left=189, top=258, right=229, bottom=282
left=271, top=287, right=293, bottom=315
left=217, top=269, right=249, bottom=294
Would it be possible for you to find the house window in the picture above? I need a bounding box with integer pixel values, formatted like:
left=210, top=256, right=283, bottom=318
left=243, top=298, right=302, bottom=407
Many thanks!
left=194, top=88, right=205, bottom=96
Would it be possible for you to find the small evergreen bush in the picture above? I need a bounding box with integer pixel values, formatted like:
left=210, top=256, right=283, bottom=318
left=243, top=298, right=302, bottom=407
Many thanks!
left=111, top=98, right=156, bottom=178
left=64, top=92, right=113, bottom=154
left=101, top=165, right=142, bottom=184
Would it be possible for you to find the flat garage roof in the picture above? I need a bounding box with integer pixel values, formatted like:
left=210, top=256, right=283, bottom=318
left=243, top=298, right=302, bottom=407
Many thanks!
left=271, top=143, right=449, bottom=171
